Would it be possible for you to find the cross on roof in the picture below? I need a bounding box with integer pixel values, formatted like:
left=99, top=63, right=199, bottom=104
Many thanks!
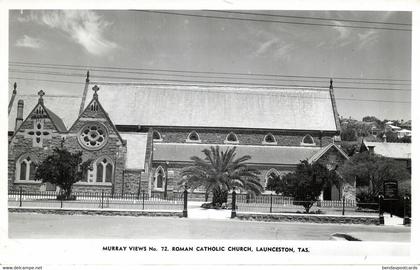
left=92, top=85, right=100, bottom=98
left=38, top=90, right=45, bottom=104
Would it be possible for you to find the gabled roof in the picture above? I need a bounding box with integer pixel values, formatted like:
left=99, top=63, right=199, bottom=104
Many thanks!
left=153, top=143, right=321, bottom=165
left=84, top=82, right=339, bottom=131
left=69, top=93, right=124, bottom=144
left=11, top=97, right=68, bottom=134
left=362, top=141, right=411, bottom=160
left=307, top=143, right=349, bottom=163
left=8, top=94, right=82, bottom=132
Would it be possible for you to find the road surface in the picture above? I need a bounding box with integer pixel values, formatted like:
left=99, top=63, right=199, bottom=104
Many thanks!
left=8, top=212, right=410, bottom=241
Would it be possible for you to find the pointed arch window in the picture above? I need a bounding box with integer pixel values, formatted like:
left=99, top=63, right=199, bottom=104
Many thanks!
left=154, top=166, right=165, bottom=190
left=301, top=134, right=315, bottom=146
left=225, top=132, right=239, bottom=144
left=84, top=157, right=113, bottom=184
left=263, top=133, right=277, bottom=144
left=186, top=131, right=201, bottom=142
left=16, top=155, right=38, bottom=182
left=153, top=130, right=162, bottom=141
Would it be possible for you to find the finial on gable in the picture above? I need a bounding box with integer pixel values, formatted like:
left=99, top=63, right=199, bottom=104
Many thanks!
left=86, top=70, right=90, bottom=82
left=38, top=90, right=45, bottom=104
left=13, top=82, right=17, bottom=93
left=92, top=85, right=99, bottom=99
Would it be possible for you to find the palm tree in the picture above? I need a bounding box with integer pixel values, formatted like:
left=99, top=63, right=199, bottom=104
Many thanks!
left=180, top=146, right=263, bottom=206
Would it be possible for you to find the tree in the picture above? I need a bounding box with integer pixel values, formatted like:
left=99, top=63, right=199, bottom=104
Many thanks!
left=280, top=161, right=341, bottom=213
left=266, top=173, right=294, bottom=196
left=35, top=148, right=90, bottom=199
left=339, top=152, right=410, bottom=199
left=180, top=146, right=263, bottom=207
left=340, top=127, right=358, bottom=141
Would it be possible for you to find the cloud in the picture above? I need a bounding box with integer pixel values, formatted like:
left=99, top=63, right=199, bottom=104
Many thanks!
left=252, top=30, right=294, bottom=61
left=19, top=10, right=117, bottom=56
left=357, top=29, right=379, bottom=49
left=15, top=35, right=44, bottom=49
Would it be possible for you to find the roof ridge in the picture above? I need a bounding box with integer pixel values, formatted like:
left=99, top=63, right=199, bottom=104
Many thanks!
left=92, top=81, right=329, bottom=91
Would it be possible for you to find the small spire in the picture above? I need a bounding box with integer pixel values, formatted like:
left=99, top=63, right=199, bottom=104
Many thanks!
left=92, top=85, right=99, bottom=99
left=329, top=78, right=333, bottom=89
left=86, top=70, right=90, bottom=82
left=13, top=82, right=17, bottom=93
left=38, top=90, right=45, bottom=104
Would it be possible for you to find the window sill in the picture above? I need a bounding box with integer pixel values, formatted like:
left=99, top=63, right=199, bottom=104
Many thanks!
left=262, top=141, right=277, bottom=145
left=14, top=180, right=42, bottom=185
left=74, top=182, right=112, bottom=186
left=185, top=139, right=202, bottom=143
left=300, top=143, right=316, bottom=147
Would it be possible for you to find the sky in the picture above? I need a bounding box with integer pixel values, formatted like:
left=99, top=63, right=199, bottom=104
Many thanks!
left=8, top=10, right=412, bottom=121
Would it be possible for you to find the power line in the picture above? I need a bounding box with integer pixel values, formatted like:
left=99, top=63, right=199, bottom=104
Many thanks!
left=9, top=61, right=411, bottom=82
left=9, top=63, right=411, bottom=86
left=9, top=77, right=85, bottom=85
left=9, top=77, right=411, bottom=103
left=9, top=69, right=411, bottom=92
left=208, top=10, right=411, bottom=26
left=136, top=10, right=411, bottom=32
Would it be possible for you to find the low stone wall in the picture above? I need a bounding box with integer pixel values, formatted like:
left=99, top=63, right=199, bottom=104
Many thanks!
left=236, top=212, right=380, bottom=225
left=9, top=207, right=183, bottom=218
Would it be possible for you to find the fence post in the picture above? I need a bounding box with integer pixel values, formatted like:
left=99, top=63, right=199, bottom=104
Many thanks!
left=403, top=195, right=411, bottom=225
left=342, top=195, right=345, bottom=216
left=231, top=190, right=237, bottom=218
left=269, top=193, right=273, bottom=213
left=60, top=191, right=63, bottom=209
left=142, top=190, right=145, bottom=210
left=378, top=195, right=384, bottom=225
left=19, top=187, right=23, bottom=207
left=183, top=188, right=188, bottom=218
left=101, top=190, right=104, bottom=209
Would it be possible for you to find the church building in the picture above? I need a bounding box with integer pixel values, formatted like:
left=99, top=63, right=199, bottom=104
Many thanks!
left=8, top=72, right=353, bottom=200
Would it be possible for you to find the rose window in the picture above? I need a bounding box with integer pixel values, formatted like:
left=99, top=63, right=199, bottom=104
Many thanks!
left=78, top=123, right=108, bottom=150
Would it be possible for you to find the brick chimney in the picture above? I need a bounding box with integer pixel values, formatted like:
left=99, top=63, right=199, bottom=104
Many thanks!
left=15, top=99, right=24, bottom=132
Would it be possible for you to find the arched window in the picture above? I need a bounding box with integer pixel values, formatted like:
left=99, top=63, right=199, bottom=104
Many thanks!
left=16, top=155, right=37, bottom=182
left=265, top=168, right=280, bottom=189
left=301, top=134, right=315, bottom=145
left=263, top=133, right=277, bottom=144
left=153, top=130, right=162, bottom=141
left=225, top=132, right=239, bottom=143
left=92, top=157, right=113, bottom=183
left=154, top=166, right=165, bottom=190
left=187, top=131, right=201, bottom=142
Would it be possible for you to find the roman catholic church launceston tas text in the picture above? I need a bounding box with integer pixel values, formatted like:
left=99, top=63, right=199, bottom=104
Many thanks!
left=7, top=72, right=353, bottom=200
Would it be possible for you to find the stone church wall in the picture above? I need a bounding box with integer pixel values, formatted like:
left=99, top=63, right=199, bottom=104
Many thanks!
left=153, top=127, right=333, bottom=147
left=8, top=117, right=64, bottom=192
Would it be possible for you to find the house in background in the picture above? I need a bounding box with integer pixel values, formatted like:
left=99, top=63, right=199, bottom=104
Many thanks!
left=360, top=141, right=411, bottom=173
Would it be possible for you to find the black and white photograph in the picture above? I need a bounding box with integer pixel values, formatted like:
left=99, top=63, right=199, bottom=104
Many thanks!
left=1, top=1, right=418, bottom=269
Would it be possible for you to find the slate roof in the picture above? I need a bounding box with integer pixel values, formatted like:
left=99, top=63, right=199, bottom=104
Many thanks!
left=84, top=82, right=338, bottom=131
left=363, top=141, right=411, bottom=160
left=44, top=107, right=67, bottom=132
left=152, top=143, right=321, bottom=165
left=120, top=132, right=148, bottom=170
